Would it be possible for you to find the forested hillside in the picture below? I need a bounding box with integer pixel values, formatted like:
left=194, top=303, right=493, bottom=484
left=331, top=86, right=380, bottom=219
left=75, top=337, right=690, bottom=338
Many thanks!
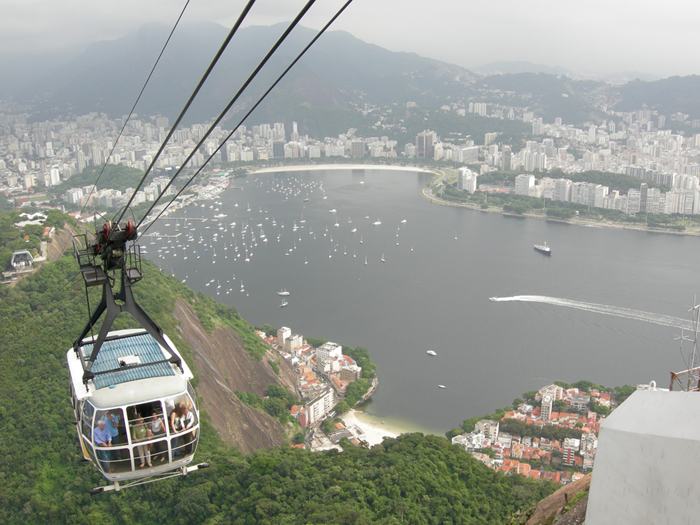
left=0, top=229, right=554, bottom=524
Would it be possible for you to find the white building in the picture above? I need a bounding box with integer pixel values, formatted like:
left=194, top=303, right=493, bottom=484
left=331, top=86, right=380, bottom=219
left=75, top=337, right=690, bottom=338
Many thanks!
left=553, top=178, right=572, bottom=202
left=459, top=146, right=480, bottom=164
left=305, top=386, right=336, bottom=426
left=626, top=189, right=641, bottom=214
left=541, top=395, right=553, bottom=422
left=452, top=432, right=486, bottom=451
left=284, top=334, right=303, bottom=353
left=538, top=383, right=564, bottom=401
left=514, top=174, right=535, bottom=196
left=316, top=342, right=343, bottom=373
left=277, top=326, right=291, bottom=347
left=64, top=188, right=84, bottom=205
left=563, top=437, right=581, bottom=466
left=458, top=167, right=478, bottom=193
left=475, top=419, right=500, bottom=442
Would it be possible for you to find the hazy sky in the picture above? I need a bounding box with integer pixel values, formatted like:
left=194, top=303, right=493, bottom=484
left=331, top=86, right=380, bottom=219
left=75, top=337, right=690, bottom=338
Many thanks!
left=2, top=0, right=699, bottom=77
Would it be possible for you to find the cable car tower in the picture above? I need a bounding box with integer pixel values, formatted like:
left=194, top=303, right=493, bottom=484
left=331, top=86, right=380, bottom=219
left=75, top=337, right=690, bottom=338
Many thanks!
left=67, top=219, right=207, bottom=494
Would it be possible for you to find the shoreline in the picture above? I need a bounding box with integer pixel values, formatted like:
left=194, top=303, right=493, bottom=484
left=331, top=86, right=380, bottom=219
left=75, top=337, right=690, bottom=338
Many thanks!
left=249, top=163, right=435, bottom=175
left=341, top=409, right=434, bottom=446
left=421, top=184, right=700, bottom=238
left=242, top=162, right=699, bottom=237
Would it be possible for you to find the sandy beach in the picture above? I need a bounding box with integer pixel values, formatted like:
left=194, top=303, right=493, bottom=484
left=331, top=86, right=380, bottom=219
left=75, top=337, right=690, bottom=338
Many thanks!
left=341, top=409, right=435, bottom=446
left=250, top=163, right=435, bottom=175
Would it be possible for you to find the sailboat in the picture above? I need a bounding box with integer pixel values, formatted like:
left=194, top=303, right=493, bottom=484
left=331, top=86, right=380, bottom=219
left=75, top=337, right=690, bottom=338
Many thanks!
left=533, top=241, right=552, bottom=256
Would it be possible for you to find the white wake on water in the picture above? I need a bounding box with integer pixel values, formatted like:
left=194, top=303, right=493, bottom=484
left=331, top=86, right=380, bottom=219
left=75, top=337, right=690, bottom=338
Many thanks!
left=490, top=295, right=692, bottom=331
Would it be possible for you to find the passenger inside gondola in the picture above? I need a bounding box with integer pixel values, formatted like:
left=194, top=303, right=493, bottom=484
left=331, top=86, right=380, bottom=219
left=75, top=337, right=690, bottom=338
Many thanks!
left=93, top=418, right=112, bottom=472
left=131, top=415, right=152, bottom=468
left=103, top=409, right=126, bottom=444
left=95, top=409, right=130, bottom=472
left=164, top=394, right=198, bottom=458
left=127, top=401, right=168, bottom=465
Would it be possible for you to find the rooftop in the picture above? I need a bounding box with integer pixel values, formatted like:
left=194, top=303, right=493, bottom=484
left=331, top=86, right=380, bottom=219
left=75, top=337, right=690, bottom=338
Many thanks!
left=67, top=329, right=194, bottom=408
left=79, top=331, right=176, bottom=389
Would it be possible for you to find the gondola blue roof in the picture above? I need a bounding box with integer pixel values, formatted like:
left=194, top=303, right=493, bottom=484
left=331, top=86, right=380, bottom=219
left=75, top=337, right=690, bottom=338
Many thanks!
left=80, top=332, right=175, bottom=390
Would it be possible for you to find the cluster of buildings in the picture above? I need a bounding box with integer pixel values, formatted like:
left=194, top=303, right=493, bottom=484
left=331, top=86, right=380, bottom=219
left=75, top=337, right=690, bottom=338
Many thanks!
left=62, top=174, right=175, bottom=210
left=5, top=91, right=700, bottom=220
left=451, top=383, right=614, bottom=485
left=513, top=172, right=700, bottom=216
left=258, top=326, right=363, bottom=429
left=0, top=111, right=405, bottom=205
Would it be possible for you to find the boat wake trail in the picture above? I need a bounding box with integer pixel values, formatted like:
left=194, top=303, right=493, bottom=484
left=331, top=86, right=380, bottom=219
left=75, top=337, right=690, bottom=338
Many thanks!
left=490, top=295, right=692, bottom=331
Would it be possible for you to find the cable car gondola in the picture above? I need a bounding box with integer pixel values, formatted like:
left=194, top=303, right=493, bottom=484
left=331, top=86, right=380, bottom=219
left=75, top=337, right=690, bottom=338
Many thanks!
left=67, top=220, right=207, bottom=493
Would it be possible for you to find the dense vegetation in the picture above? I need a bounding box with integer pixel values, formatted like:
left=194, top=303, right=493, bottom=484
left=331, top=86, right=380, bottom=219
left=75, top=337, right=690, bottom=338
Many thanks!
left=236, top=385, right=299, bottom=424
left=499, top=419, right=582, bottom=442
left=616, top=75, right=700, bottom=119
left=49, top=164, right=147, bottom=194
left=481, top=73, right=603, bottom=125
left=0, top=223, right=555, bottom=524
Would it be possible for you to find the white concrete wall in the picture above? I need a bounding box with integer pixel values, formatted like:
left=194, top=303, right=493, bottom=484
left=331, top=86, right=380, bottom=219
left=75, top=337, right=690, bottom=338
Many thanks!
left=586, top=390, right=700, bottom=525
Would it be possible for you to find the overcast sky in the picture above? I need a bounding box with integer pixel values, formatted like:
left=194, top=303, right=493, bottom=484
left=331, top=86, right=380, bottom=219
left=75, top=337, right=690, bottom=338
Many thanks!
left=2, top=0, right=699, bottom=77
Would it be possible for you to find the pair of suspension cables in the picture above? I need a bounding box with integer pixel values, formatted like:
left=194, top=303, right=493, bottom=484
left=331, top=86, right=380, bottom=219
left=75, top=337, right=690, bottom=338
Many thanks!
left=94, top=0, right=354, bottom=239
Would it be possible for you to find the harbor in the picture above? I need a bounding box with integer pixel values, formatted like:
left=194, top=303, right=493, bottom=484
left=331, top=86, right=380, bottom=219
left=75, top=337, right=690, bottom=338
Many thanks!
left=144, top=167, right=700, bottom=432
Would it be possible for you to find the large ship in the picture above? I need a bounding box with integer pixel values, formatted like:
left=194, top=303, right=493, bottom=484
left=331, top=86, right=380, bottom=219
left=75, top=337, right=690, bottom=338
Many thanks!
left=533, top=241, right=552, bottom=256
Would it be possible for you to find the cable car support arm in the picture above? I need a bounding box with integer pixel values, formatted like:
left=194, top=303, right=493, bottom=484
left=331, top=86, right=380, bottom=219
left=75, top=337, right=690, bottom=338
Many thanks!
left=72, top=221, right=182, bottom=384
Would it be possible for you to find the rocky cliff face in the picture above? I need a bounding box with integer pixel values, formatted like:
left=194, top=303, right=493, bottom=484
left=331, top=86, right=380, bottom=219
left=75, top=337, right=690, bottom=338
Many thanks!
left=173, top=299, right=297, bottom=453
left=523, top=474, right=590, bottom=525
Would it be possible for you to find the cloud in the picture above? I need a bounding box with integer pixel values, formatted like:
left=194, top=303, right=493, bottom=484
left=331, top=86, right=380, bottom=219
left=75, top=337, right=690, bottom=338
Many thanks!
left=1, top=0, right=699, bottom=77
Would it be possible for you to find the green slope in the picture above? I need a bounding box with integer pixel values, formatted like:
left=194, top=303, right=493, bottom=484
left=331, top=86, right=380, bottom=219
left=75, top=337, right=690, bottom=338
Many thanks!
left=0, top=249, right=553, bottom=525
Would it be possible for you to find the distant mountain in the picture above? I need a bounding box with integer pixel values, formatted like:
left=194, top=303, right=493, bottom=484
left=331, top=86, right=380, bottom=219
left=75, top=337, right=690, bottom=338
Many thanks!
left=597, top=71, right=660, bottom=85
left=473, top=60, right=573, bottom=77
left=7, top=23, right=698, bottom=132
left=615, top=75, right=700, bottom=118
left=478, top=72, right=606, bottom=125
left=9, top=23, right=477, bottom=135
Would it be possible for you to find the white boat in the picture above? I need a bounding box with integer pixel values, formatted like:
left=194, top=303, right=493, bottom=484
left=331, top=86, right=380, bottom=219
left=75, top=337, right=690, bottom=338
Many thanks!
left=372, top=220, right=382, bottom=226
left=437, top=384, right=447, bottom=389
left=277, top=289, right=290, bottom=296
left=364, top=256, right=368, bottom=265
left=533, top=241, right=552, bottom=256
left=380, top=253, right=386, bottom=263
left=280, top=300, right=289, bottom=308
left=401, top=219, right=407, bottom=224
left=426, top=350, right=437, bottom=356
